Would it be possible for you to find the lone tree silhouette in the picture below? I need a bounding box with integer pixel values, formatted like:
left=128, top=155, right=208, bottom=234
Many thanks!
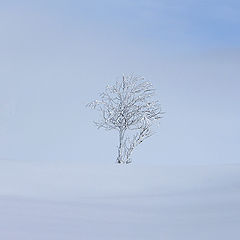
left=87, top=74, right=163, bottom=164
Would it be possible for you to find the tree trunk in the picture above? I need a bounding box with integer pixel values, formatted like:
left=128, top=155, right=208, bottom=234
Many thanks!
left=117, top=129, right=125, bottom=163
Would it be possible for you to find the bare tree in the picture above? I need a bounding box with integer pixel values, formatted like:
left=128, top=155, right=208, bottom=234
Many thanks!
left=87, top=74, right=163, bottom=164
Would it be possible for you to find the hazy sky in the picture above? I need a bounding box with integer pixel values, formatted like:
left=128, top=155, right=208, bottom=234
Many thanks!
left=0, top=0, right=239, bottom=164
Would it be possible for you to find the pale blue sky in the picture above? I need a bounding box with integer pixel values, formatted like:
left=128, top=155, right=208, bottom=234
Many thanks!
left=0, top=0, right=239, bottom=164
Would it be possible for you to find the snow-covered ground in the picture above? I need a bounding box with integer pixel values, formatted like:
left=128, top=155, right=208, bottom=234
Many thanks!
left=0, top=160, right=240, bottom=240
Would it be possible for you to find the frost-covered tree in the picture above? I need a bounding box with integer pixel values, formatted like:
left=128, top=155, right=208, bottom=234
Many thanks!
left=87, top=74, right=163, bottom=164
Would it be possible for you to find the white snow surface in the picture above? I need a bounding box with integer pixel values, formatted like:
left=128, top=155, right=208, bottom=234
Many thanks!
left=0, top=160, right=240, bottom=240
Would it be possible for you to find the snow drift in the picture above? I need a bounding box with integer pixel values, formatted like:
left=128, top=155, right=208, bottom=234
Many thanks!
left=0, top=160, right=239, bottom=240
